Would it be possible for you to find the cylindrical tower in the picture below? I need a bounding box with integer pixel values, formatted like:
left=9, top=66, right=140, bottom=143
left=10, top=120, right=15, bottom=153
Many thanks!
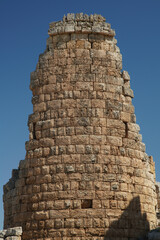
left=3, top=13, right=157, bottom=240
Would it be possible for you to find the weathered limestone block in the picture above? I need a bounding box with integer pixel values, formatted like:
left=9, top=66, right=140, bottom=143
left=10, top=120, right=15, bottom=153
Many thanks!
left=0, top=227, right=22, bottom=240
left=122, top=70, right=130, bottom=81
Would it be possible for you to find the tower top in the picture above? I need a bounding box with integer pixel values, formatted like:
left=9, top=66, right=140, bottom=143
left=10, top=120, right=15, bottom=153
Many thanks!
left=48, top=13, right=115, bottom=36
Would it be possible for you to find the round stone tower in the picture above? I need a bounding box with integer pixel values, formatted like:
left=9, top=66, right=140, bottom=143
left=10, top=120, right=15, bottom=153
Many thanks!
left=3, top=13, right=157, bottom=239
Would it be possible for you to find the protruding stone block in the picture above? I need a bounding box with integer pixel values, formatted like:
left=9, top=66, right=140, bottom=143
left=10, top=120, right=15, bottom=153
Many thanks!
left=122, top=70, right=130, bottom=81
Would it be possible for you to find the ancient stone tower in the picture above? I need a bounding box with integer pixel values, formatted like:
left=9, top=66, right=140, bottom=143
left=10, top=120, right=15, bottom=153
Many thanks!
left=3, top=13, right=157, bottom=239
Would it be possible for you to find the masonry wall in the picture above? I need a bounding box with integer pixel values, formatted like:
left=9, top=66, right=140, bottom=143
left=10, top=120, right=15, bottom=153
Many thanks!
left=156, top=182, right=160, bottom=225
left=3, top=13, right=157, bottom=240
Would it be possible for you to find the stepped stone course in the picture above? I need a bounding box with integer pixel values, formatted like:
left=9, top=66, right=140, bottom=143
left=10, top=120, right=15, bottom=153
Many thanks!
left=3, top=13, right=157, bottom=239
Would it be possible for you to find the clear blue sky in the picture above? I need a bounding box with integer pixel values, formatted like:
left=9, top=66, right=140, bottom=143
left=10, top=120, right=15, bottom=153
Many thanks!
left=1, top=0, right=160, bottom=229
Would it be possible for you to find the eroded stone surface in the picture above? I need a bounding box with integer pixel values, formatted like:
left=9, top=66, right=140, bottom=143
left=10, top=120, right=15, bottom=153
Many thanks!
left=0, top=227, right=22, bottom=240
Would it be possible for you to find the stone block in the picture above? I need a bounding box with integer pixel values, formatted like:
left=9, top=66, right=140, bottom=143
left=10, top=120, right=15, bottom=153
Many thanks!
left=5, top=237, right=21, bottom=240
left=107, top=119, right=124, bottom=129
left=49, top=210, right=70, bottom=219
left=123, top=86, right=134, bottom=98
left=122, top=70, right=130, bottom=81
left=33, top=102, right=46, bottom=112
left=47, top=100, right=61, bottom=109
left=65, top=165, right=75, bottom=173
left=106, top=136, right=122, bottom=146
left=121, top=111, right=131, bottom=122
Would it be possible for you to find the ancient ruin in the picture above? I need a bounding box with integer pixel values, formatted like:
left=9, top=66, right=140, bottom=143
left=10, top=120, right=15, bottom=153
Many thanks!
left=3, top=13, right=158, bottom=239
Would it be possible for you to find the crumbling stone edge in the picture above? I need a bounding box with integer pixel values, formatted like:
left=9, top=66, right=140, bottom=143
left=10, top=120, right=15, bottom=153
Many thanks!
left=48, top=13, right=115, bottom=36
left=0, top=227, right=22, bottom=240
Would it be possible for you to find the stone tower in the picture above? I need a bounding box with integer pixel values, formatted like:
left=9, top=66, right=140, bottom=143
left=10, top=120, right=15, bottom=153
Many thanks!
left=3, top=14, right=157, bottom=239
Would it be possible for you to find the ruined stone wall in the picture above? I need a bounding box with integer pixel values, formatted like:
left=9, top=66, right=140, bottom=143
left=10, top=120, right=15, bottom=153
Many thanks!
left=3, top=13, right=157, bottom=240
left=156, top=182, right=160, bottom=225
left=0, top=227, right=22, bottom=240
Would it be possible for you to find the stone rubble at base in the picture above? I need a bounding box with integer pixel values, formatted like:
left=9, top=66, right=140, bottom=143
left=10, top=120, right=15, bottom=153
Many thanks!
left=0, top=227, right=22, bottom=240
